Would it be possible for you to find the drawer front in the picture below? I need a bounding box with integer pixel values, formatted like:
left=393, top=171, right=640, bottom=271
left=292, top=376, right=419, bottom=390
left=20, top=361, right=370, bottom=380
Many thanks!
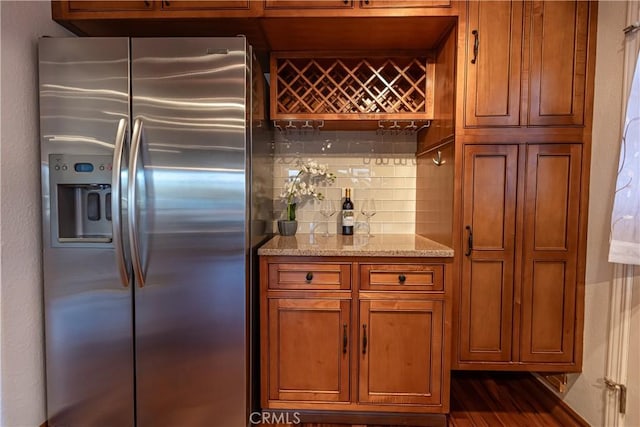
left=360, top=264, right=444, bottom=292
left=269, top=263, right=351, bottom=290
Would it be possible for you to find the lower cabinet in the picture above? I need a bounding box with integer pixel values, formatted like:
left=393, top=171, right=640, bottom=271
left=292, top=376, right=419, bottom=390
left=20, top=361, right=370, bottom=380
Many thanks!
left=267, top=298, right=351, bottom=403
left=457, top=143, right=583, bottom=370
left=359, top=299, right=443, bottom=406
left=260, top=257, right=451, bottom=419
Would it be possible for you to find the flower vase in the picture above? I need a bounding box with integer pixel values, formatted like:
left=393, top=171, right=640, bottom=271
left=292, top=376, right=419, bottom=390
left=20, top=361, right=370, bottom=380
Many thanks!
left=277, top=220, right=298, bottom=236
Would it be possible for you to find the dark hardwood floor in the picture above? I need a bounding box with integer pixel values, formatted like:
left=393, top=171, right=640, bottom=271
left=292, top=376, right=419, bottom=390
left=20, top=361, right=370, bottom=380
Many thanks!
left=276, top=372, right=588, bottom=427
left=449, top=372, right=587, bottom=427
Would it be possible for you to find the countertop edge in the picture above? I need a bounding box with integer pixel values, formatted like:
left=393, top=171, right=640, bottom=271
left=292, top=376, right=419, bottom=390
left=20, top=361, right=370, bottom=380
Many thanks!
left=257, top=234, right=455, bottom=258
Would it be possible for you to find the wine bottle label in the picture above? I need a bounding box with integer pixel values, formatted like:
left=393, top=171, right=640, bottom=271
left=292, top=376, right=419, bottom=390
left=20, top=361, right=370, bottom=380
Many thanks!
left=342, top=210, right=354, bottom=226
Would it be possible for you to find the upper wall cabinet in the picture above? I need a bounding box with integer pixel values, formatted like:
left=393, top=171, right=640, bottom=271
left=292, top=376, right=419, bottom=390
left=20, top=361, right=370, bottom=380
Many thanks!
left=54, top=0, right=260, bottom=18
left=66, top=0, right=252, bottom=12
left=527, top=1, right=589, bottom=126
left=463, top=1, right=523, bottom=127
left=263, top=0, right=453, bottom=16
left=66, top=1, right=154, bottom=12
left=463, top=0, right=591, bottom=128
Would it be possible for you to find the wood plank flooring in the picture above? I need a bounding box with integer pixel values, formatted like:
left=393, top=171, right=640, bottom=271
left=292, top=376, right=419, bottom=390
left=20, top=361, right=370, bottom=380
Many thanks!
left=274, top=372, right=588, bottom=427
left=449, top=372, right=587, bottom=427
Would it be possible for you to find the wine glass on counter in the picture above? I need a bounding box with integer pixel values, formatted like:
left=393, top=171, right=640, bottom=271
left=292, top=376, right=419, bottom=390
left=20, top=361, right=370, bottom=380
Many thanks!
left=319, top=198, right=337, bottom=237
left=360, top=198, right=377, bottom=237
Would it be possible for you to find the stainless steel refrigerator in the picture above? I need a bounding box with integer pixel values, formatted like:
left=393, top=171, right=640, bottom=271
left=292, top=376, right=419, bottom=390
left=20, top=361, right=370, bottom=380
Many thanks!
left=38, top=37, right=272, bottom=427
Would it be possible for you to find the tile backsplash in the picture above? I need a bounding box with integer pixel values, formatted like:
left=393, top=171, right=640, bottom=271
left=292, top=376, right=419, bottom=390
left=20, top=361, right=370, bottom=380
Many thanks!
left=272, top=130, right=417, bottom=235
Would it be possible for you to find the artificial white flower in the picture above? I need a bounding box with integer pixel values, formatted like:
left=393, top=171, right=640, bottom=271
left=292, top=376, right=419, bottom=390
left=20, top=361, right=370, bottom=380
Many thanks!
left=281, top=159, right=336, bottom=221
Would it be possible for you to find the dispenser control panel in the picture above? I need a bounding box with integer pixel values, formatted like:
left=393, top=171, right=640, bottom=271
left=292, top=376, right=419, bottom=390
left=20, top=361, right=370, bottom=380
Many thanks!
left=49, top=154, right=114, bottom=248
left=50, top=155, right=113, bottom=179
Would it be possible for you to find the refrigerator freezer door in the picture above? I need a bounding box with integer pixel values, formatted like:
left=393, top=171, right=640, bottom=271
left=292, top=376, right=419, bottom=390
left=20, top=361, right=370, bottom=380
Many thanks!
left=131, top=38, right=250, bottom=426
left=39, top=38, right=134, bottom=427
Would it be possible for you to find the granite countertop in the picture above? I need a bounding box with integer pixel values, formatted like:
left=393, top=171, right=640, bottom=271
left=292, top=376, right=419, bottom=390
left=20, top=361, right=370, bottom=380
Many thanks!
left=257, top=234, right=454, bottom=257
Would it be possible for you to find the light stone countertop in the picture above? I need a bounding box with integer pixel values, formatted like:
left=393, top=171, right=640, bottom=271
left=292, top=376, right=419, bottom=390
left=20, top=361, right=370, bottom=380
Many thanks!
left=257, top=234, right=454, bottom=257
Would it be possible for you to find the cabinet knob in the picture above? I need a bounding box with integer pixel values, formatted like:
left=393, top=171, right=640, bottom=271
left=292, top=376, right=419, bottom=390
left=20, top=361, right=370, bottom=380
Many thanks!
left=305, top=272, right=313, bottom=282
left=398, top=274, right=406, bottom=283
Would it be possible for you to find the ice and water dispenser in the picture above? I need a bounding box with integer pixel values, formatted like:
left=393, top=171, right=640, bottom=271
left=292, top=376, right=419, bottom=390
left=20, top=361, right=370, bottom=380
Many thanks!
left=49, top=154, right=114, bottom=246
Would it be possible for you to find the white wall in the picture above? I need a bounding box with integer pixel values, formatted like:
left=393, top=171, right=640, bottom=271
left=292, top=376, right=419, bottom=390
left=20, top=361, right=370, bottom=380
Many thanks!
left=559, top=2, right=640, bottom=426
left=0, top=2, right=71, bottom=426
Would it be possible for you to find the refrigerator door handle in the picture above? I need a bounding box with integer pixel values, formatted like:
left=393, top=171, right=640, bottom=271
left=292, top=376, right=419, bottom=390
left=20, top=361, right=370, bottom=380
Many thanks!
left=112, top=118, right=130, bottom=288
left=128, top=118, right=146, bottom=288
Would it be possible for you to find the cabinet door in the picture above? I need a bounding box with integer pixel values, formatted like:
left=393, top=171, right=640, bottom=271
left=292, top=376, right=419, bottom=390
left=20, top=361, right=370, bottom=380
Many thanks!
left=268, top=299, right=351, bottom=402
left=464, top=1, right=523, bottom=127
left=160, top=0, right=250, bottom=10
left=459, top=145, right=518, bottom=362
left=527, top=1, right=589, bottom=126
left=520, top=144, right=582, bottom=363
left=264, top=0, right=352, bottom=9
left=359, top=300, right=443, bottom=406
left=360, top=0, right=451, bottom=8
left=67, top=1, right=153, bottom=11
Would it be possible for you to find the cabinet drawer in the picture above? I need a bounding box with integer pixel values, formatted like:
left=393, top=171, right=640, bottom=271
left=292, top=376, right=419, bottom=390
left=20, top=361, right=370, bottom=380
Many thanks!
left=360, top=264, right=444, bottom=292
left=268, top=263, right=351, bottom=290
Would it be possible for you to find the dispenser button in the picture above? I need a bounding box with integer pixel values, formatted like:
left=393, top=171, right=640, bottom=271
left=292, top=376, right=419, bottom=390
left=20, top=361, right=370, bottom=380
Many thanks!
left=61, top=165, right=68, bottom=171
left=54, top=165, right=60, bottom=171
left=99, top=165, right=105, bottom=171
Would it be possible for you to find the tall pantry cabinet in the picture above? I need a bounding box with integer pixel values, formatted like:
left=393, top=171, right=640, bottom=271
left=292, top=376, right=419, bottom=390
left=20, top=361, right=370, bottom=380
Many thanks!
left=450, top=0, right=596, bottom=371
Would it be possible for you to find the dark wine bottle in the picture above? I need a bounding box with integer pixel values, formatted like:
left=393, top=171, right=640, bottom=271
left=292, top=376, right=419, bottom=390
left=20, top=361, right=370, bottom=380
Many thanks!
left=341, top=188, right=354, bottom=235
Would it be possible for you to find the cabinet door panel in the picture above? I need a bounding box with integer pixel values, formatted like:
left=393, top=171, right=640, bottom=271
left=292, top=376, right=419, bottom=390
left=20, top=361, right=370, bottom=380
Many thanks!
left=268, top=299, right=350, bottom=402
left=520, top=144, right=582, bottom=363
left=264, top=0, right=352, bottom=9
left=268, top=262, right=351, bottom=290
left=68, top=1, right=153, bottom=11
left=359, top=300, right=443, bottom=406
left=459, top=145, right=517, bottom=362
left=360, top=0, right=451, bottom=8
left=360, top=263, right=444, bottom=292
left=464, top=1, right=523, bottom=127
left=161, top=1, right=250, bottom=10
left=527, top=1, right=589, bottom=126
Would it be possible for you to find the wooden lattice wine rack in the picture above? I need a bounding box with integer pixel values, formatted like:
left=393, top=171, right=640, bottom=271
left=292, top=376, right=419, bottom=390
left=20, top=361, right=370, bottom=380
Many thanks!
left=270, top=52, right=434, bottom=121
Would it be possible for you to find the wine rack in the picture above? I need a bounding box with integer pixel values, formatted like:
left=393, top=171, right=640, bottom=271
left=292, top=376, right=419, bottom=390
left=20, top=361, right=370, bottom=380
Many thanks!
left=270, top=52, right=434, bottom=121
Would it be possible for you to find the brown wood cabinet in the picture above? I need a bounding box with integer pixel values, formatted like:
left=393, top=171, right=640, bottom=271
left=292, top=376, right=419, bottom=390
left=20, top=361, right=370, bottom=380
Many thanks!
left=463, top=0, right=591, bottom=128
left=53, top=0, right=260, bottom=20
left=264, top=0, right=353, bottom=9
left=459, top=144, right=518, bottom=362
left=63, top=0, right=252, bottom=12
left=463, top=1, right=523, bottom=127
left=520, top=144, right=582, bottom=363
left=264, top=0, right=452, bottom=13
left=526, top=1, right=589, bottom=126
left=260, top=256, right=452, bottom=421
left=359, top=299, right=444, bottom=406
left=456, top=143, right=583, bottom=370
left=267, top=298, right=351, bottom=402
left=361, top=0, right=451, bottom=8
left=67, top=1, right=153, bottom=12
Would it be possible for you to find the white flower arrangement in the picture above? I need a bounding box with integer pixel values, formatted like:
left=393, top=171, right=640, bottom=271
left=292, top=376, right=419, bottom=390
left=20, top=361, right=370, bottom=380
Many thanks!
left=280, top=159, right=336, bottom=221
